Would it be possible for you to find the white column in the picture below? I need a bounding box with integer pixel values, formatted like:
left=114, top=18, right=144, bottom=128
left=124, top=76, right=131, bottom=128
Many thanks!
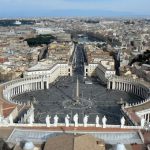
left=22, top=84, right=24, bottom=92
left=14, top=88, right=16, bottom=95
left=119, top=82, right=121, bottom=90
left=147, top=114, right=150, bottom=122
left=41, top=81, right=44, bottom=89
left=120, top=83, right=122, bottom=91
left=38, top=82, right=40, bottom=90
left=34, top=82, right=36, bottom=90
left=36, top=82, right=38, bottom=90
left=21, top=85, right=23, bottom=93
left=107, top=81, right=110, bottom=89
left=112, top=81, right=115, bottom=90
left=18, top=86, right=20, bottom=94
left=46, top=81, right=49, bottom=89
left=35, top=82, right=38, bottom=90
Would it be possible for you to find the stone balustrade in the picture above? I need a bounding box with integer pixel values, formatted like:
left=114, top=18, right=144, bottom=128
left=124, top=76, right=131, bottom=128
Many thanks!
left=0, top=121, right=143, bottom=130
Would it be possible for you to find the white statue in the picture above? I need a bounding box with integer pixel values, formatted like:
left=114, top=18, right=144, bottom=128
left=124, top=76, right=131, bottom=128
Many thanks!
left=73, top=113, right=79, bottom=127
left=121, top=116, right=125, bottom=128
left=21, top=117, right=24, bottom=123
left=24, top=114, right=27, bottom=123
left=46, top=115, right=51, bottom=127
left=83, top=115, right=89, bottom=127
left=95, top=115, right=100, bottom=127
left=9, top=114, right=13, bottom=124
left=140, top=117, right=145, bottom=128
left=54, top=115, right=59, bottom=127
left=29, top=115, right=34, bottom=125
left=102, top=116, right=107, bottom=128
left=65, top=114, right=70, bottom=127
left=0, top=115, right=3, bottom=123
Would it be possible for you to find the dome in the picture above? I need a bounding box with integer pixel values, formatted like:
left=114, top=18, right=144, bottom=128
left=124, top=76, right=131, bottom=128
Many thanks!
left=115, top=144, right=126, bottom=150
left=23, top=142, right=34, bottom=150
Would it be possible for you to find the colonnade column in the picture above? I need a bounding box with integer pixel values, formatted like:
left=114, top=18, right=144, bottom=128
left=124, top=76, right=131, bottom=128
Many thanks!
left=107, top=81, right=110, bottom=89
left=41, top=81, right=44, bottom=90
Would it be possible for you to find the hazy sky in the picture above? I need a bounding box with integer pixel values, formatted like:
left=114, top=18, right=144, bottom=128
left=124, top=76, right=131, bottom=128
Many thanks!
left=0, top=0, right=150, bottom=17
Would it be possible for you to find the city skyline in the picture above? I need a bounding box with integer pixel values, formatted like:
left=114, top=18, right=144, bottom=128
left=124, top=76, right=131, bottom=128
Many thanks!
left=0, top=0, right=150, bottom=17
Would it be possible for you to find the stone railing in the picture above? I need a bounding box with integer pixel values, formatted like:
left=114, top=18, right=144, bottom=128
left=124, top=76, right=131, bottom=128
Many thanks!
left=0, top=122, right=143, bottom=130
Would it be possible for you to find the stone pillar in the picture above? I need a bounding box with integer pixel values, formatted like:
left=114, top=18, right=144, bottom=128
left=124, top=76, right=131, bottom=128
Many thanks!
left=115, top=82, right=118, bottom=90
left=119, top=82, right=121, bottom=90
left=18, top=86, right=20, bottom=94
left=46, top=81, right=49, bottom=89
left=34, top=82, right=36, bottom=90
left=20, top=85, right=22, bottom=93
left=41, top=82, right=44, bottom=90
left=16, top=87, right=18, bottom=95
left=125, top=83, right=127, bottom=91
left=107, top=81, right=110, bottom=89
left=36, top=82, right=38, bottom=90
left=22, top=84, right=25, bottom=93
left=14, top=88, right=16, bottom=95
left=37, top=82, right=39, bottom=90
left=120, top=83, right=122, bottom=91
left=147, top=114, right=150, bottom=122
left=32, top=83, right=34, bottom=91
left=112, top=81, right=115, bottom=90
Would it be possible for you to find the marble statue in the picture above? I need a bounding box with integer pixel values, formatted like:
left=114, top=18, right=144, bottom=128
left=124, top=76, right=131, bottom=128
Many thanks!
left=95, top=115, right=100, bottom=127
left=54, top=115, right=59, bottom=127
left=121, top=116, right=125, bottom=128
left=46, top=115, right=51, bottom=127
left=102, top=116, right=107, bottom=128
left=21, top=117, right=24, bottom=123
left=0, top=115, right=3, bottom=123
left=29, top=115, right=34, bottom=125
left=83, top=115, right=89, bottom=127
left=65, top=114, right=70, bottom=127
left=9, top=114, right=13, bottom=124
left=24, top=114, right=27, bottom=123
left=73, top=113, right=79, bottom=127
left=140, top=117, right=145, bottom=128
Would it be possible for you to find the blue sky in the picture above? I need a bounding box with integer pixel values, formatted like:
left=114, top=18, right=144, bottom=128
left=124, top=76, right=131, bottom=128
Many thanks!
left=0, top=0, right=150, bottom=17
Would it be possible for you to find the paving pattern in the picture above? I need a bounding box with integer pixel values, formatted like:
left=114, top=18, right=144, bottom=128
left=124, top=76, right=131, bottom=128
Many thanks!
left=13, top=76, right=143, bottom=124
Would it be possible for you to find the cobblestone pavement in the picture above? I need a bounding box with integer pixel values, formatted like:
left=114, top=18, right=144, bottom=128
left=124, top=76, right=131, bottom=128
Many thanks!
left=14, top=76, right=143, bottom=124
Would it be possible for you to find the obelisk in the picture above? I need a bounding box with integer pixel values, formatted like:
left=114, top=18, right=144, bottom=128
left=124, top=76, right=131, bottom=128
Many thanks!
left=76, top=77, right=80, bottom=103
